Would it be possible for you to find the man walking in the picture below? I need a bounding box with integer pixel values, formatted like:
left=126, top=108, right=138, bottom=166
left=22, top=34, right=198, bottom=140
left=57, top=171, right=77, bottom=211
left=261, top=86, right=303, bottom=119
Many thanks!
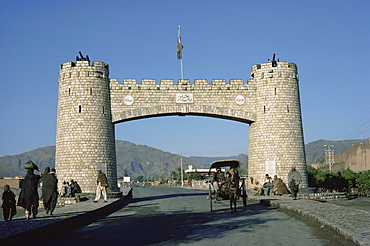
left=42, top=167, right=58, bottom=215
left=288, top=167, right=302, bottom=200
left=93, top=169, right=109, bottom=203
left=17, top=161, right=42, bottom=219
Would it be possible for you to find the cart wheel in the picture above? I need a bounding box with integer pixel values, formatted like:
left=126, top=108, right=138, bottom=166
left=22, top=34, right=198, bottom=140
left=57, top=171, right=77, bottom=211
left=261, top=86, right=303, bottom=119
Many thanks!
left=209, top=184, right=213, bottom=212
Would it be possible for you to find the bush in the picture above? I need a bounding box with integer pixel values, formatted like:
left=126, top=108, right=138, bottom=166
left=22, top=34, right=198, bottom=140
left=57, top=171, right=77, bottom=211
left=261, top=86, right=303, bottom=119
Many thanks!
left=308, top=167, right=370, bottom=191
left=356, top=171, right=370, bottom=189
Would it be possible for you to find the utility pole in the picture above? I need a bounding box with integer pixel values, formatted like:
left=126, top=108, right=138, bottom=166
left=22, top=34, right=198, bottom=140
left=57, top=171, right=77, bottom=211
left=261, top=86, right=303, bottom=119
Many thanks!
left=324, top=145, right=334, bottom=172
left=180, top=153, right=184, bottom=187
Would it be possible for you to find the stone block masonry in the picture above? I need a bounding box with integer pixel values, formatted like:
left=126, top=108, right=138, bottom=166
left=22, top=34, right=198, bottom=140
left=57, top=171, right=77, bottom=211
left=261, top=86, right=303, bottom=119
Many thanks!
left=55, top=58, right=308, bottom=193
left=56, top=61, right=117, bottom=193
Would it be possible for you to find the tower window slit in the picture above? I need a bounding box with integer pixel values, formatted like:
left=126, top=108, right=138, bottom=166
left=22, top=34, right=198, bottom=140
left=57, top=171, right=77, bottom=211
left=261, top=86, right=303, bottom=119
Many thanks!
left=79, top=105, right=81, bottom=113
left=264, top=106, right=266, bottom=113
left=287, top=105, right=290, bottom=113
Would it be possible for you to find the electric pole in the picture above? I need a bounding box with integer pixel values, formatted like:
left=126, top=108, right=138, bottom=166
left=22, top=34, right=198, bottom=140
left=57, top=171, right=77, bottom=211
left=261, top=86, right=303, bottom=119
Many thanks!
left=324, top=145, right=334, bottom=172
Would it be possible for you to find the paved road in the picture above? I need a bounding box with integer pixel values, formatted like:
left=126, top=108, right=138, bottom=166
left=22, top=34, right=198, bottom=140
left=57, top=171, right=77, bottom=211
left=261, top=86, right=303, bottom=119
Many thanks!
left=38, top=187, right=355, bottom=246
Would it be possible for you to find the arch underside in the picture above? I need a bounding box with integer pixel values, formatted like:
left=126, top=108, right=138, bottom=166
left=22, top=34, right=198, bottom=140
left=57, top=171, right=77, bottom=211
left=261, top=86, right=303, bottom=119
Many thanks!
left=112, top=106, right=256, bottom=124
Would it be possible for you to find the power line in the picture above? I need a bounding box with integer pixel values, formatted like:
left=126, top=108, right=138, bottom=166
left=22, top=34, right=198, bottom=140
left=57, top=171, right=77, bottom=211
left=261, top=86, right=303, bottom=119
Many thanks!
left=0, top=130, right=52, bottom=150
left=332, top=107, right=370, bottom=140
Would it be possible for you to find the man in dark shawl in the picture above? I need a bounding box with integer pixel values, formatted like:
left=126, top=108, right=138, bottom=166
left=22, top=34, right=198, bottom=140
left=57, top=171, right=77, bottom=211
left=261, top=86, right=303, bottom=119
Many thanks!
left=2, top=184, right=17, bottom=221
left=17, top=161, right=42, bottom=219
left=42, top=167, right=58, bottom=215
left=288, top=167, right=302, bottom=200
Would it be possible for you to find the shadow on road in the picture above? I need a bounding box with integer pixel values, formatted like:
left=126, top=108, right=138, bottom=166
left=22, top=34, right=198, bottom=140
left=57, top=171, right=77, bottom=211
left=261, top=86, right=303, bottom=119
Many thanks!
left=91, top=200, right=281, bottom=246
left=130, top=192, right=208, bottom=203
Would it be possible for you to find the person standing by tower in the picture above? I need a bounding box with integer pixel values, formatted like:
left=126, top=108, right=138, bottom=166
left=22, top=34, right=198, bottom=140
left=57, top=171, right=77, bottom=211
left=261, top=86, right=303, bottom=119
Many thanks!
left=288, top=167, right=302, bottom=200
left=93, top=169, right=109, bottom=203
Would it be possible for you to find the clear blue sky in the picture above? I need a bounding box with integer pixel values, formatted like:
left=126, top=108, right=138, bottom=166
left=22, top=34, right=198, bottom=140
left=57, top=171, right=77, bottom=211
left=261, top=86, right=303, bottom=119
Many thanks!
left=0, top=1, right=369, bottom=157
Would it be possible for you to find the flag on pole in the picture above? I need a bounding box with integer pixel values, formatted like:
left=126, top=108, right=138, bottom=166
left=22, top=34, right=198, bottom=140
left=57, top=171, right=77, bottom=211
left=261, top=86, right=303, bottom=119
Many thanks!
left=177, top=26, right=183, bottom=60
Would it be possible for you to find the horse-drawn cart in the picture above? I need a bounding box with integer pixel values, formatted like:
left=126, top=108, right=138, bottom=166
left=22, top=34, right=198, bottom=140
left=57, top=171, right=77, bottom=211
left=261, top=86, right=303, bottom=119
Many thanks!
left=207, top=160, right=247, bottom=213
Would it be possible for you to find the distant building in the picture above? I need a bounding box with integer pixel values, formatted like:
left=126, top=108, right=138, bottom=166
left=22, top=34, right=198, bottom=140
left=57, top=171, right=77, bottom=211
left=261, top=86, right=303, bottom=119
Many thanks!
left=184, top=165, right=226, bottom=176
left=343, top=142, right=370, bottom=172
left=310, top=141, right=370, bottom=172
left=0, top=177, right=24, bottom=188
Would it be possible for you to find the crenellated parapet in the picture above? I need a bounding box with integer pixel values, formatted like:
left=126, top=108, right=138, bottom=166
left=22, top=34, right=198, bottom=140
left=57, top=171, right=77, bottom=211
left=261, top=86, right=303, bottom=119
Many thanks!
left=59, top=61, right=109, bottom=81
left=109, top=78, right=249, bottom=91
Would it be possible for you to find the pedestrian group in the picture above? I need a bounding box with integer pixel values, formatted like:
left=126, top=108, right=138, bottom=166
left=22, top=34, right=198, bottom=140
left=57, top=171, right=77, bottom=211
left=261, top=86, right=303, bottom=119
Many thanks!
left=248, top=166, right=302, bottom=199
left=2, top=160, right=108, bottom=221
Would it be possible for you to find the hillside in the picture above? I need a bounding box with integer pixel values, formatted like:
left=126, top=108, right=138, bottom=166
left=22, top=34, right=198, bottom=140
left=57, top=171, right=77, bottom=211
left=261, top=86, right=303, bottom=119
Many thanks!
left=114, top=140, right=203, bottom=178
left=1, top=139, right=367, bottom=178
left=305, top=139, right=369, bottom=164
left=0, top=141, right=203, bottom=179
left=0, top=146, right=56, bottom=178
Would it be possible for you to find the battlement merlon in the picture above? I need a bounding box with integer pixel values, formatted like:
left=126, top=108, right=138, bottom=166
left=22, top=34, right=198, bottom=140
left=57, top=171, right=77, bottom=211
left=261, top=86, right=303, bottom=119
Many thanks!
left=249, top=61, right=298, bottom=81
left=109, top=78, right=248, bottom=87
left=60, top=61, right=109, bottom=70
left=250, top=61, right=297, bottom=73
left=59, top=61, right=110, bottom=81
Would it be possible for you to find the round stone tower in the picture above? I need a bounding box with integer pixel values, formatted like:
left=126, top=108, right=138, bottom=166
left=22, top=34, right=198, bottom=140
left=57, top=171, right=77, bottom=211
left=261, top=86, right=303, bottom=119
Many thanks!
left=55, top=60, right=118, bottom=194
left=247, top=60, right=308, bottom=188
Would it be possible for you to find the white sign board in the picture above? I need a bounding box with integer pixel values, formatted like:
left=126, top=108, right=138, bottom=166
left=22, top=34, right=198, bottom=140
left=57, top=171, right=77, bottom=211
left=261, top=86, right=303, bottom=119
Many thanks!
left=176, top=93, right=193, bottom=103
left=265, top=161, right=276, bottom=176
left=123, top=177, right=131, bottom=183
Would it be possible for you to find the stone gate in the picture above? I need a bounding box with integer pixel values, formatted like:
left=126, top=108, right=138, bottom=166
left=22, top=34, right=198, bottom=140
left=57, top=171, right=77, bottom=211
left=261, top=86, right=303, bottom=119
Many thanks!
left=55, top=56, right=308, bottom=193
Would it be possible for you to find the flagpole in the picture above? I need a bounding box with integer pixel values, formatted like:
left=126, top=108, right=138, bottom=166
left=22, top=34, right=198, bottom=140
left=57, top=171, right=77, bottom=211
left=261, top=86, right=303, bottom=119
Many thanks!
left=177, top=25, right=184, bottom=80
left=180, top=57, right=184, bottom=80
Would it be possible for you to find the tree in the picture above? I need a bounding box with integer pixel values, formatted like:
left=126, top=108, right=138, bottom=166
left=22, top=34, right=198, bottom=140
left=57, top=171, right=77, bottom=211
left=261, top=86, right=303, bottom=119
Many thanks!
left=186, top=171, right=202, bottom=181
left=341, top=168, right=356, bottom=189
left=135, top=176, right=145, bottom=182
left=356, top=171, right=370, bottom=189
left=308, top=167, right=370, bottom=192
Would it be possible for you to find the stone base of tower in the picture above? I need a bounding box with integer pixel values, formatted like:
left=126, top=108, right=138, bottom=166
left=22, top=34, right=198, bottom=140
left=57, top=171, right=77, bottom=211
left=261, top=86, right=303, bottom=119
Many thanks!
left=107, top=191, right=123, bottom=199
left=77, top=191, right=123, bottom=200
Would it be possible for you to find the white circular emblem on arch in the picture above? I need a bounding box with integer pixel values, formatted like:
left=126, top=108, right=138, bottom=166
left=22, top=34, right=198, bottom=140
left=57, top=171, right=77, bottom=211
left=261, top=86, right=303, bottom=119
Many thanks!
left=235, top=95, right=245, bottom=105
left=124, top=95, right=134, bottom=105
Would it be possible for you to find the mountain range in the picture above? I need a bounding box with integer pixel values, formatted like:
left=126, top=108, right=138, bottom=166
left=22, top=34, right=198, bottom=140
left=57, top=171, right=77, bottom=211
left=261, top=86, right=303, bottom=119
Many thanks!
left=0, top=139, right=368, bottom=179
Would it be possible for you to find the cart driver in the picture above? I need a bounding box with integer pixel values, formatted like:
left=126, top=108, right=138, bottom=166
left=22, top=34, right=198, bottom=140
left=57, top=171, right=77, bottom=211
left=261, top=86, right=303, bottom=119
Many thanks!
left=213, top=167, right=225, bottom=196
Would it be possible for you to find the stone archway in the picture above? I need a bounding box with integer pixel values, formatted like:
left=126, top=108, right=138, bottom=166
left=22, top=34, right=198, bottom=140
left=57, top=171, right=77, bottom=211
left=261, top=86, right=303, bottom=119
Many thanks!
left=55, top=59, right=308, bottom=194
